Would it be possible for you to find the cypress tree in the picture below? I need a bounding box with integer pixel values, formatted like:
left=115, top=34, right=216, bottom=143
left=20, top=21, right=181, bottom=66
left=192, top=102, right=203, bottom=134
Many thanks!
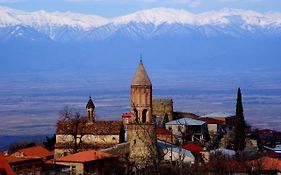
left=234, top=87, right=246, bottom=151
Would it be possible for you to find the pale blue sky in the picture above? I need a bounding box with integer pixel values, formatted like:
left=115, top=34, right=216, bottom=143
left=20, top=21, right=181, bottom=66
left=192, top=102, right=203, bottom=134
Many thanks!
left=0, top=0, right=280, bottom=17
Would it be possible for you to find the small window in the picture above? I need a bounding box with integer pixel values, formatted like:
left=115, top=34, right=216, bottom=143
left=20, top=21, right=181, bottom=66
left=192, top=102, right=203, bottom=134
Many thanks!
left=142, top=109, right=147, bottom=123
left=134, top=139, right=136, bottom=144
left=125, top=118, right=129, bottom=124
left=134, top=109, right=139, bottom=124
left=112, top=137, right=116, bottom=140
left=71, top=166, right=76, bottom=174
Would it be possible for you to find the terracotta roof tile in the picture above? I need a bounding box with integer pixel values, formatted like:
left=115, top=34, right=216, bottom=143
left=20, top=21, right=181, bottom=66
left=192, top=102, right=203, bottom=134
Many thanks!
left=56, top=120, right=121, bottom=135
left=122, top=112, right=132, bottom=118
left=198, top=117, right=223, bottom=124
left=13, top=146, right=53, bottom=158
left=5, top=156, right=40, bottom=163
left=0, top=153, right=15, bottom=175
left=182, top=143, right=203, bottom=155
left=247, top=156, right=281, bottom=172
left=54, top=150, right=116, bottom=163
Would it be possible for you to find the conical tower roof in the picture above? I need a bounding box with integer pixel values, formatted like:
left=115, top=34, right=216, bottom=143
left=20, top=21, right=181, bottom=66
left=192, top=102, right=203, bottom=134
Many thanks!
left=131, top=60, right=152, bottom=86
left=86, top=97, right=95, bottom=109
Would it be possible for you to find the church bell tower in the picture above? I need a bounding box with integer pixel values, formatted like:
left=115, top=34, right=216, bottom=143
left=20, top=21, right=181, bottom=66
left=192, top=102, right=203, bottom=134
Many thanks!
left=128, top=59, right=158, bottom=166
left=86, top=96, right=95, bottom=123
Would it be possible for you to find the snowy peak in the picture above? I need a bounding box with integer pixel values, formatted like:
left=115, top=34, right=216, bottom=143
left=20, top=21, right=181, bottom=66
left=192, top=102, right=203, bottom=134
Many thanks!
left=1, top=6, right=281, bottom=28
left=1, top=6, right=281, bottom=41
left=112, top=7, right=195, bottom=25
left=0, top=6, right=109, bottom=29
left=112, top=7, right=281, bottom=26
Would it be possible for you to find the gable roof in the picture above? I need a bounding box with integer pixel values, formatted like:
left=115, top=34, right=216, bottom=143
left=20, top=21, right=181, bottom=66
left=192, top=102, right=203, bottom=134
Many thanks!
left=5, top=156, right=38, bottom=163
left=201, top=112, right=234, bottom=118
left=56, top=120, right=121, bottom=135
left=198, top=117, right=223, bottom=124
left=131, top=61, right=151, bottom=86
left=157, top=140, right=195, bottom=159
left=122, top=112, right=132, bottom=118
left=0, top=153, right=15, bottom=175
left=54, top=150, right=116, bottom=163
left=182, top=143, right=203, bottom=155
left=166, top=118, right=205, bottom=126
left=13, top=146, right=53, bottom=158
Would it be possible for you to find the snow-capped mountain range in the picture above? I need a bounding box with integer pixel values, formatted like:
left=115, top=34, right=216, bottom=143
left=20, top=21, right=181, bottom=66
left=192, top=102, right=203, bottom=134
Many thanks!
left=1, top=6, right=281, bottom=41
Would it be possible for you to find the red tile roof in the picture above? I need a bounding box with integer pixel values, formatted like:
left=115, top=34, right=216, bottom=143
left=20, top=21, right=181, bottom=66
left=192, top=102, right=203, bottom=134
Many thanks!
left=13, top=146, right=53, bottom=158
left=198, top=117, right=222, bottom=124
left=247, top=156, right=281, bottom=172
left=122, top=112, right=132, bottom=118
left=56, top=120, right=121, bottom=135
left=182, top=143, right=203, bottom=155
left=5, top=156, right=40, bottom=163
left=204, top=160, right=247, bottom=172
left=54, top=150, right=116, bottom=163
left=156, top=128, right=170, bottom=135
left=0, top=153, right=15, bottom=175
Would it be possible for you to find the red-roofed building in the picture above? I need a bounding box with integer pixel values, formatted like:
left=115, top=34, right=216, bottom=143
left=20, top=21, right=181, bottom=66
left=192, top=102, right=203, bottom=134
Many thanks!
left=182, top=142, right=204, bottom=156
left=247, top=156, right=281, bottom=173
left=122, top=112, right=131, bottom=126
left=203, top=160, right=248, bottom=173
left=0, top=153, right=15, bottom=175
left=6, top=146, right=53, bottom=175
left=11, top=146, right=53, bottom=159
left=47, top=150, right=117, bottom=175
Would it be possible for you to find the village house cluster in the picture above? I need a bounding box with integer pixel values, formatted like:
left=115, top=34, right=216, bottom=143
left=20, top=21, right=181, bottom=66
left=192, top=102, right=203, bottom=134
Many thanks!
left=1, top=60, right=281, bottom=175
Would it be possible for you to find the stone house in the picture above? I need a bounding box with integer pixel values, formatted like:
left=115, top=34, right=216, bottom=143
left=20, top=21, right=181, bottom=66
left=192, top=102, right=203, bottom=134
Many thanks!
left=55, top=120, right=121, bottom=158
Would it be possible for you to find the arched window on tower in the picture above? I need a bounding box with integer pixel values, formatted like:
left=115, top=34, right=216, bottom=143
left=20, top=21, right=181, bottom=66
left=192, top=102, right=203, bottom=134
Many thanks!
left=142, top=109, right=147, bottom=123
left=134, top=109, right=139, bottom=124
left=88, top=110, right=90, bottom=118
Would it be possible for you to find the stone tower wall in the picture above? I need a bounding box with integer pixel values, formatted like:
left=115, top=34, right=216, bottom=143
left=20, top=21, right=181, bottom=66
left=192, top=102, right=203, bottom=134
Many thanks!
left=86, top=107, right=94, bottom=123
left=152, top=99, right=174, bottom=121
left=130, top=86, right=152, bottom=123
left=127, top=124, right=158, bottom=166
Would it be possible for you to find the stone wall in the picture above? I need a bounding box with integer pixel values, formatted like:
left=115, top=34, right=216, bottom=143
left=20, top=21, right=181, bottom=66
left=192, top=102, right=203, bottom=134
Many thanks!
left=127, top=124, right=158, bottom=166
left=56, top=134, right=119, bottom=144
left=101, top=142, right=130, bottom=160
left=55, top=134, right=120, bottom=158
left=152, top=99, right=174, bottom=127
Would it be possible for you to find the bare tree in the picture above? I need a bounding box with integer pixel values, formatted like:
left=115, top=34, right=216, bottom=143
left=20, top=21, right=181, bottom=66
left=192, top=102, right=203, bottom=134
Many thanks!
left=56, top=106, right=88, bottom=154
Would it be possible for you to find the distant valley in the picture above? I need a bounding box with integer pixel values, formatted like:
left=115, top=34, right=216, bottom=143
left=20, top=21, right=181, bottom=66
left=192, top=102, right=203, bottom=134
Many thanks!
left=0, top=6, right=281, bottom=149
